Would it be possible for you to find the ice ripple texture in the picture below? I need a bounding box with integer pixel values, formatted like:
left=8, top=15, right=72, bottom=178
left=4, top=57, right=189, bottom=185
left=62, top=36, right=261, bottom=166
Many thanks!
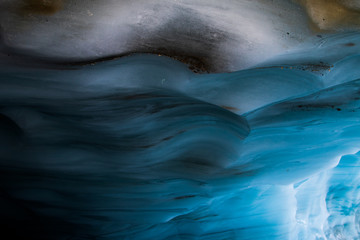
left=2, top=33, right=360, bottom=239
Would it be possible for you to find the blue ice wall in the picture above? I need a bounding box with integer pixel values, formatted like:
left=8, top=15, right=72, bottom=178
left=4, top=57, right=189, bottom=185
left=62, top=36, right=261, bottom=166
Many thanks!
left=1, top=33, right=360, bottom=239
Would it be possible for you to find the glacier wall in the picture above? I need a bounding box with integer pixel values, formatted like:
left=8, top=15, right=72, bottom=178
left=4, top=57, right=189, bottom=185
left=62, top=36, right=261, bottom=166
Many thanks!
left=1, top=31, right=360, bottom=239
left=1, top=1, right=360, bottom=239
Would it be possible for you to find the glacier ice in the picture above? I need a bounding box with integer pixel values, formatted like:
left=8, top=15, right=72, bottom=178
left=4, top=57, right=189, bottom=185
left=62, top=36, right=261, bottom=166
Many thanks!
left=2, top=1, right=360, bottom=240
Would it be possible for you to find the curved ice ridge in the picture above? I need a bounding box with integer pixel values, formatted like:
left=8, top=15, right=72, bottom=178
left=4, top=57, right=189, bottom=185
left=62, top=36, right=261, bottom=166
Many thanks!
left=1, top=33, right=360, bottom=239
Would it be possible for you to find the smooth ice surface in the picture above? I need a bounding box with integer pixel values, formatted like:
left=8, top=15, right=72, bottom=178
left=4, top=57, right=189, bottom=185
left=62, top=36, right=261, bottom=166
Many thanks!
left=2, top=31, right=360, bottom=239
left=2, top=1, right=360, bottom=240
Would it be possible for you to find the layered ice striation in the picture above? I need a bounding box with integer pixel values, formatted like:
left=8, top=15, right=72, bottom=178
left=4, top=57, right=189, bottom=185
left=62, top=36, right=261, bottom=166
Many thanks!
left=2, top=30, right=360, bottom=240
